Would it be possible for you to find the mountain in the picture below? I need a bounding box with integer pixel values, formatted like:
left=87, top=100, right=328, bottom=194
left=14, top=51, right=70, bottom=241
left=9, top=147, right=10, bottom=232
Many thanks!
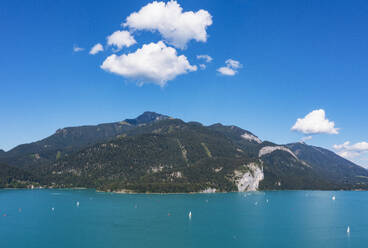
left=0, top=163, right=40, bottom=188
left=0, top=112, right=169, bottom=168
left=287, top=142, right=368, bottom=186
left=1, top=112, right=368, bottom=192
left=38, top=119, right=256, bottom=192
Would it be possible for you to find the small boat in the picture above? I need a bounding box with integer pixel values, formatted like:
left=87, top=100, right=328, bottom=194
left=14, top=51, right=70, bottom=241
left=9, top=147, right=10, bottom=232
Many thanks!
left=51, top=207, right=55, bottom=211
left=347, top=226, right=350, bottom=233
left=188, top=211, right=192, bottom=219
left=76, top=201, right=80, bottom=207
left=332, top=196, right=336, bottom=201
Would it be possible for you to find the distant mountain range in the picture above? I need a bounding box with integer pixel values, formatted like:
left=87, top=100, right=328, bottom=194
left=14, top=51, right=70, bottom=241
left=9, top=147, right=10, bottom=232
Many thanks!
left=1, top=112, right=368, bottom=192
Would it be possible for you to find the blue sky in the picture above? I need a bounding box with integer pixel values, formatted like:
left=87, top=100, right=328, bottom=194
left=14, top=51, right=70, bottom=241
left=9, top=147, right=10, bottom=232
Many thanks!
left=1, top=0, right=367, bottom=166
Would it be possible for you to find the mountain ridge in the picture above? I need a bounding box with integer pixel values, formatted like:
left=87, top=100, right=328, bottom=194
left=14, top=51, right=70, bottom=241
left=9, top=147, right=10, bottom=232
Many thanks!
left=1, top=112, right=367, bottom=192
left=0, top=111, right=170, bottom=168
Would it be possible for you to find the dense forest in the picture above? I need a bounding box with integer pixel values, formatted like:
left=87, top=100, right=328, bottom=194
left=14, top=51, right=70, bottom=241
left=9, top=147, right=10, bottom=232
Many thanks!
left=1, top=112, right=368, bottom=192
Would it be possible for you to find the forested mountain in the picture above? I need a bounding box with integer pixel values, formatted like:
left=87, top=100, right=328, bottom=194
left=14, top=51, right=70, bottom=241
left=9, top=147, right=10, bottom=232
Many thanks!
left=0, top=112, right=169, bottom=168
left=0, top=163, right=40, bottom=188
left=1, top=112, right=367, bottom=192
left=287, top=142, right=368, bottom=186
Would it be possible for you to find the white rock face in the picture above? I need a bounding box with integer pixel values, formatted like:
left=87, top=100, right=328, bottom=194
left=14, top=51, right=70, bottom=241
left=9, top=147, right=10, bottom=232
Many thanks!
left=258, top=146, right=298, bottom=159
left=170, top=171, right=182, bottom=178
left=150, top=165, right=164, bottom=173
left=241, top=133, right=262, bottom=144
left=200, top=188, right=217, bottom=193
left=233, top=163, right=264, bottom=192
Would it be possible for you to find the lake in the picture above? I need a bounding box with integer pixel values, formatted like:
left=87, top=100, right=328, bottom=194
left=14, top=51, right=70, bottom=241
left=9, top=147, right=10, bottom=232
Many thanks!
left=0, top=189, right=367, bottom=248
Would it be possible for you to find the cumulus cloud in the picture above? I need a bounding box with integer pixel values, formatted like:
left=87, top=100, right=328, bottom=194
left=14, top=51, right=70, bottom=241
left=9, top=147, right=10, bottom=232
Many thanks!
left=217, top=59, right=242, bottom=76
left=197, top=54, right=213, bottom=63
left=123, top=1, right=212, bottom=49
left=300, top=136, right=313, bottom=142
left=291, top=109, right=339, bottom=134
left=333, top=141, right=368, bottom=152
left=336, top=150, right=361, bottom=160
left=199, top=64, right=206, bottom=70
left=89, top=43, right=104, bottom=55
left=73, top=45, right=84, bottom=52
left=100, top=41, right=197, bottom=87
left=225, top=59, right=241, bottom=69
left=107, top=30, right=136, bottom=51
left=217, top=66, right=236, bottom=76
left=333, top=141, right=368, bottom=165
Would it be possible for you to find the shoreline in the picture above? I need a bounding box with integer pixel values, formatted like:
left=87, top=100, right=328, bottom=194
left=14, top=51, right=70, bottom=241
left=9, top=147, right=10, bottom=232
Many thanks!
left=1, top=187, right=367, bottom=194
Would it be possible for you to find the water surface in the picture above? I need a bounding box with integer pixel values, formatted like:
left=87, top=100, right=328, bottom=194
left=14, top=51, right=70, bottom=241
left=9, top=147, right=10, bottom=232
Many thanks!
left=0, top=189, right=366, bottom=248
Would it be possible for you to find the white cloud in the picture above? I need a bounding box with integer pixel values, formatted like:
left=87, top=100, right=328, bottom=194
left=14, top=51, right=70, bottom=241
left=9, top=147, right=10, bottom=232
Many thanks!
left=73, top=45, right=84, bottom=52
left=199, top=64, right=206, bottom=70
left=336, top=150, right=361, bottom=160
left=291, top=109, right=339, bottom=134
left=217, top=59, right=242, bottom=76
left=107, top=30, right=136, bottom=51
left=333, top=141, right=368, bottom=166
left=333, top=141, right=368, bottom=152
left=217, top=66, right=236, bottom=76
left=197, top=54, right=213, bottom=63
left=350, top=141, right=368, bottom=151
left=333, top=141, right=350, bottom=150
left=100, top=41, right=197, bottom=87
left=225, top=59, right=241, bottom=69
left=300, top=136, right=313, bottom=142
left=123, top=1, right=212, bottom=49
left=89, top=43, right=104, bottom=55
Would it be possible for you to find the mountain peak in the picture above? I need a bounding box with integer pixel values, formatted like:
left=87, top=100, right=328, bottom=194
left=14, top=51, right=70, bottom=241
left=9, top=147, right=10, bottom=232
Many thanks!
left=125, top=111, right=169, bottom=125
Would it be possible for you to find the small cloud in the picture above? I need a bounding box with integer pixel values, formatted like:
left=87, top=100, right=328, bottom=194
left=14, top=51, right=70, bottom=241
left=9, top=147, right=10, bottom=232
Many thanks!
left=332, top=142, right=368, bottom=168
left=107, top=30, right=136, bottom=51
left=291, top=109, right=339, bottom=134
left=333, top=141, right=368, bottom=152
left=217, top=59, right=242, bottom=76
left=199, top=64, right=206, bottom=70
left=123, top=1, right=212, bottom=49
left=300, top=136, right=312, bottom=142
left=333, top=141, right=351, bottom=150
left=333, top=141, right=368, bottom=168
left=336, top=150, right=361, bottom=160
left=101, top=41, right=197, bottom=87
left=217, top=66, right=236, bottom=76
left=73, top=45, right=84, bottom=52
left=197, top=54, right=213, bottom=63
left=89, top=43, right=104, bottom=55
left=225, top=59, right=241, bottom=69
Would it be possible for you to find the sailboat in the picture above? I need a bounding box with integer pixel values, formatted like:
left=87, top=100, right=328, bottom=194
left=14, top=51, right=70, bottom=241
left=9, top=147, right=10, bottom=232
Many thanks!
left=332, top=196, right=336, bottom=201
left=76, top=201, right=80, bottom=207
left=347, top=226, right=350, bottom=233
left=188, top=211, right=192, bottom=219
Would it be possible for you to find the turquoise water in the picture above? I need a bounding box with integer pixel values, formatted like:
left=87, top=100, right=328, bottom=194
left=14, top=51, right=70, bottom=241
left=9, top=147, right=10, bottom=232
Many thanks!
left=0, top=189, right=367, bottom=248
